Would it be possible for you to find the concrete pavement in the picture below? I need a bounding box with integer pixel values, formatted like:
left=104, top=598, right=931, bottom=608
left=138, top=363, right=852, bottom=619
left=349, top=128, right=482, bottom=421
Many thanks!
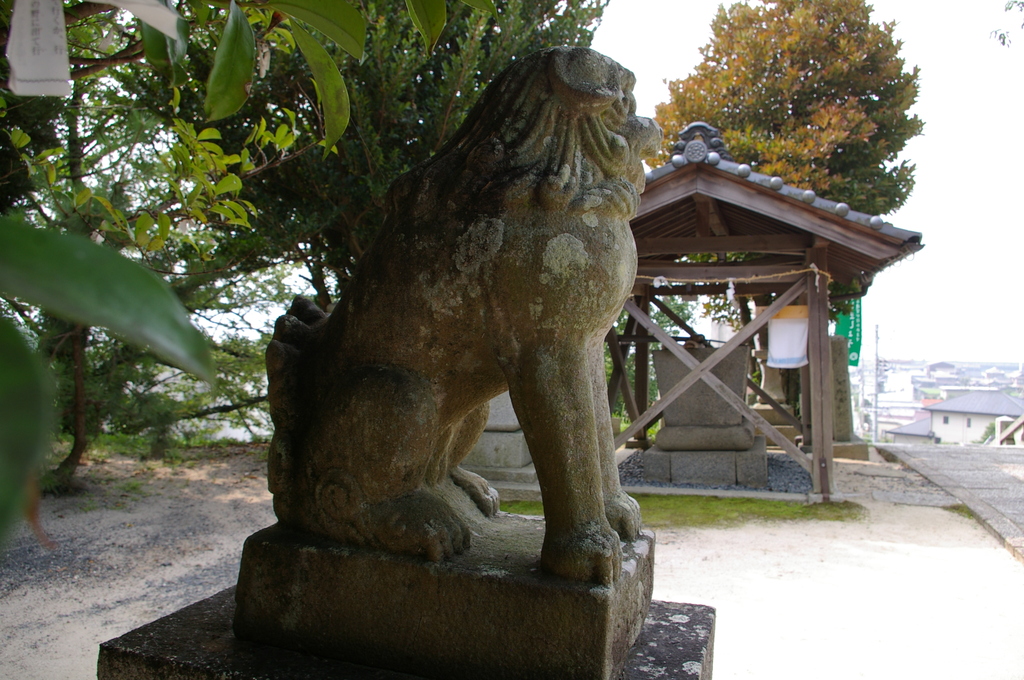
left=877, top=443, right=1024, bottom=566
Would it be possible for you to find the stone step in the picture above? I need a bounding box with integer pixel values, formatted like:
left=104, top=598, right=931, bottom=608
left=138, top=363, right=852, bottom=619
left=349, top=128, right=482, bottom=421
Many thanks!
left=463, top=464, right=538, bottom=485
left=751, top=403, right=797, bottom=427
left=757, top=424, right=801, bottom=444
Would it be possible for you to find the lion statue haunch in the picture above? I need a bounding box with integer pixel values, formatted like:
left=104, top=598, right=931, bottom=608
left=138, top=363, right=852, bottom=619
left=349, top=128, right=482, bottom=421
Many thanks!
left=265, top=47, right=661, bottom=584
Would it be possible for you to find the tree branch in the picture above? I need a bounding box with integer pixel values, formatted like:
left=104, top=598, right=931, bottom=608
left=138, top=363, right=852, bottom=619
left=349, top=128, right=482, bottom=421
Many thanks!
left=71, top=42, right=146, bottom=79
left=181, top=395, right=268, bottom=420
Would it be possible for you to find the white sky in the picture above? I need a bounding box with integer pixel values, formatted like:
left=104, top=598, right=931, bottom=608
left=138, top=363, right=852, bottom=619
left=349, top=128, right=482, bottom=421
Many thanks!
left=591, top=0, right=1024, bottom=366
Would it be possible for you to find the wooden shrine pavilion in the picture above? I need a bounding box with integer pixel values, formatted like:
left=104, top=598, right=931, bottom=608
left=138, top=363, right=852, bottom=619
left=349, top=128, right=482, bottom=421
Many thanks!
left=610, top=123, right=923, bottom=497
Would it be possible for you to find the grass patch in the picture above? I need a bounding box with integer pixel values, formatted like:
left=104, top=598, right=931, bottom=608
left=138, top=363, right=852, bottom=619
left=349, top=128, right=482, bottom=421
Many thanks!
left=502, top=495, right=865, bottom=528
left=944, top=503, right=975, bottom=520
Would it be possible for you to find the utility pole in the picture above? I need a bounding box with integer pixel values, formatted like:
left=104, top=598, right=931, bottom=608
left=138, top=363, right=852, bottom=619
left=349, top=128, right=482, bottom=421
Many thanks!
left=873, top=324, right=880, bottom=443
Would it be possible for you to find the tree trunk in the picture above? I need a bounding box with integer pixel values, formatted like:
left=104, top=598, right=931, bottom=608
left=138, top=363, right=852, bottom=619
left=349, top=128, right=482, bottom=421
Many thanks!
left=54, top=326, right=89, bottom=487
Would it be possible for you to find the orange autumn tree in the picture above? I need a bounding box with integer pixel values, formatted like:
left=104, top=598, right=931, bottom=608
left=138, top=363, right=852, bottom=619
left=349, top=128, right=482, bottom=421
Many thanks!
left=653, top=0, right=923, bottom=216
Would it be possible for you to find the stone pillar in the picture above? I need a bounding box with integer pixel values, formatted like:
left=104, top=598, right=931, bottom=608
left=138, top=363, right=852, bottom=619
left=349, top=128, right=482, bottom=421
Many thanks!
left=643, top=347, right=767, bottom=488
left=831, top=336, right=853, bottom=442
left=461, top=392, right=536, bottom=483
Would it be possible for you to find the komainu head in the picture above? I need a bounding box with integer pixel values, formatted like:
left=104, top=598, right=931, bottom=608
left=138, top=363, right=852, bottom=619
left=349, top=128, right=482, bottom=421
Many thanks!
left=389, top=47, right=662, bottom=223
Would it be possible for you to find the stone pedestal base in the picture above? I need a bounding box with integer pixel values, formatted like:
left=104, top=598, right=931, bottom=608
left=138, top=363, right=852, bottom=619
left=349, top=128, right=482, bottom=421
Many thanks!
left=232, top=517, right=654, bottom=680
left=98, top=589, right=715, bottom=680
left=833, top=440, right=870, bottom=461
left=463, top=430, right=532, bottom=468
left=644, top=436, right=768, bottom=487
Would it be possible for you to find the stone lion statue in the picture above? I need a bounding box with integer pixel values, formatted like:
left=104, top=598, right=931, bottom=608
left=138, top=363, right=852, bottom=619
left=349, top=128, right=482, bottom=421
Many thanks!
left=264, top=46, right=661, bottom=584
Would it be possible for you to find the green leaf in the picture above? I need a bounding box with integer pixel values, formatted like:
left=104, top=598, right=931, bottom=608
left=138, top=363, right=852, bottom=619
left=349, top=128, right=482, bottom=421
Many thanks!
left=74, top=188, right=92, bottom=207
left=8, top=127, right=30, bottom=149
left=187, top=0, right=210, bottom=24
left=204, top=0, right=256, bottom=121
left=157, top=213, right=172, bottom=239
left=141, top=0, right=189, bottom=88
left=197, top=127, right=222, bottom=141
left=0, top=218, right=215, bottom=383
left=460, top=0, right=496, bottom=14
left=290, top=22, right=349, bottom=159
left=214, top=173, right=243, bottom=195
left=269, top=0, right=365, bottom=60
left=405, top=0, right=446, bottom=51
left=0, top=318, right=51, bottom=545
left=134, top=212, right=155, bottom=242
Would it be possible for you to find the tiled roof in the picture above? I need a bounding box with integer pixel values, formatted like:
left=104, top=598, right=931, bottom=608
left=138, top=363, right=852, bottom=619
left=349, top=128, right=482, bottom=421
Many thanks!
left=924, top=392, right=1024, bottom=417
left=887, top=418, right=932, bottom=437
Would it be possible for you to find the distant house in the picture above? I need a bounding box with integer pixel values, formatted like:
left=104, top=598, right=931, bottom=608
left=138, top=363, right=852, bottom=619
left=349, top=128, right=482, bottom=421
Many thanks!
left=924, top=392, right=1024, bottom=444
left=886, top=417, right=934, bottom=444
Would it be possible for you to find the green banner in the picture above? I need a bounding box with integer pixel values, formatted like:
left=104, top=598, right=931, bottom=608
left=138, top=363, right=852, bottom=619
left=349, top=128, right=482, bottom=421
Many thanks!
left=835, top=298, right=862, bottom=366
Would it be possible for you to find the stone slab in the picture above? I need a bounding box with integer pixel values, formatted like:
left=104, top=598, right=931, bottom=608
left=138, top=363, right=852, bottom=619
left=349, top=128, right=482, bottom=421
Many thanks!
left=653, top=347, right=748, bottom=428
left=462, top=463, right=537, bottom=484
left=485, top=391, right=521, bottom=432
left=830, top=336, right=853, bottom=442
left=642, top=448, right=671, bottom=483
left=655, top=423, right=755, bottom=452
left=751, top=403, right=795, bottom=428
left=233, top=519, right=654, bottom=680
left=833, top=441, right=870, bottom=461
left=463, top=430, right=532, bottom=468
left=98, top=590, right=715, bottom=680
left=670, top=450, right=737, bottom=486
left=736, top=436, right=768, bottom=488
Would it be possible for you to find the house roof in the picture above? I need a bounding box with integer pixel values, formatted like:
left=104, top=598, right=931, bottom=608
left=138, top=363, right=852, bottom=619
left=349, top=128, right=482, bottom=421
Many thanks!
left=887, top=418, right=932, bottom=437
left=924, top=392, right=1024, bottom=417
left=634, top=123, right=924, bottom=292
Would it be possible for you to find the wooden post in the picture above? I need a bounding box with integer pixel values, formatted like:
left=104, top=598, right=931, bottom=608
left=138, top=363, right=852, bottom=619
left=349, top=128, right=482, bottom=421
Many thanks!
left=805, top=245, right=834, bottom=497
left=633, top=288, right=652, bottom=446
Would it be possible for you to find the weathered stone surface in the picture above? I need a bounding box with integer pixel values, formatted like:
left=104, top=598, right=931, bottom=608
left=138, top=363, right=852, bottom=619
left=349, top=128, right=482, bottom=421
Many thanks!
left=670, top=450, right=737, bottom=487
left=484, top=391, right=522, bottom=432
left=833, top=440, right=870, bottom=461
left=643, top=449, right=671, bottom=483
left=653, top=348, right=754, bottom=451
left=259, top=46, right=661, bottom=586
left=462, top=462, right=537, bottom=484
left=462, top=430, right=532, bottom=468
left=624, top=601, right=716, bottom=680
left=831, top=336, right=853, bottom=442
left=656, top=424, right=756, bottom=452
left=233, top=519, right=654, bottom=680
left=736, top=436, right=768, bottom=488
left=643, top=440, right=768, bottom=488
left=98, top=590, right=714, bottom=680
left=751, top=402, right=795, bottom=428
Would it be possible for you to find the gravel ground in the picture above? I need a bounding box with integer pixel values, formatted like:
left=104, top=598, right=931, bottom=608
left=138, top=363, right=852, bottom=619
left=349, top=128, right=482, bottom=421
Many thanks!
left=2, top=446, right=1020, bottom=680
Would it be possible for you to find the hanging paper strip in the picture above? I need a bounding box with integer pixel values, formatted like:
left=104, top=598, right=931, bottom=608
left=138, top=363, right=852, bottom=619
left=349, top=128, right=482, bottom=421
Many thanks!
left=6, top=0, right=182, bottom=97
left=767, top=305, right=809, bottom=369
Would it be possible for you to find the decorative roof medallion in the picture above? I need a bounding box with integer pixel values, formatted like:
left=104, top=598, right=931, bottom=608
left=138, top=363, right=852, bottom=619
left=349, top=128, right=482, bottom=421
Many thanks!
left=672, top=121, right=734, bottom=163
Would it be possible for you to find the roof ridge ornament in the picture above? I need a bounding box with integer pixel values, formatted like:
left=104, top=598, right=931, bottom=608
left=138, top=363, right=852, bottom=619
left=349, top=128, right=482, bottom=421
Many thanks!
left=671, top=121, right=734, bottom=166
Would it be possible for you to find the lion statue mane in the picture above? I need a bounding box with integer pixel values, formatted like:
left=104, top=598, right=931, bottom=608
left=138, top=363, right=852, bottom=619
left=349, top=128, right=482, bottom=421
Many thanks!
left=263, top=46, right=661, bottom=584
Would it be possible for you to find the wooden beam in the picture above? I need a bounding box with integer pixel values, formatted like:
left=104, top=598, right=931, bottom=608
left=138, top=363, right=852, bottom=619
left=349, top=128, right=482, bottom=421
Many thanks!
left=605, top=327, right=641, bottom=422
left=997, top=413, right=1024, bottom=445
left=651, top=297, right=700, bottom=338
left=693, top=194, right=729, bottom=236
left=633, top=290, right=652, bottom=445
left=806, top=246, right=834, bottom=497
left=635, top=234, right=812, bottom=256
left=651, top=283, right=793, bottom=296
left=636, top=262, right=803, bottom=281
left=634, top=165, right=698, bottom=218
left=616, top=284, right=812, bottom=471
left=692, top=172, right=901, bottom=260
left=747, top=378, right=804, bottom=433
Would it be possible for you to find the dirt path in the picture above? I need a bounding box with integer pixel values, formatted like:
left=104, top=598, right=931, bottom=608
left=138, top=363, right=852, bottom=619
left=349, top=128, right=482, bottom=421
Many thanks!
left=2, top=449, right=1023, bottom=680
